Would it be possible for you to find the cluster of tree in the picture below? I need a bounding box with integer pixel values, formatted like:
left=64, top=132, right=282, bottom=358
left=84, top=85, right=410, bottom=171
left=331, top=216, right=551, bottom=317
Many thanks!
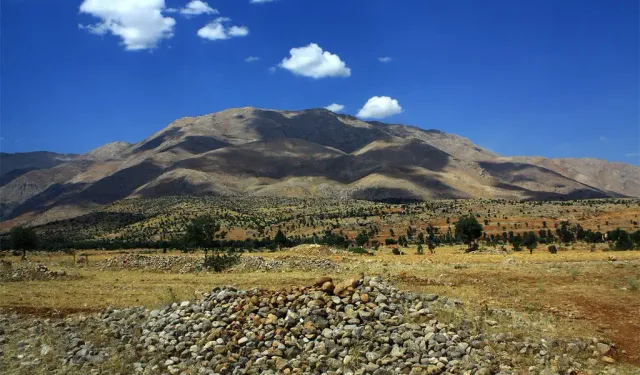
left=426, top=215, right=640, bottom=253
left=3, top=206, right=639, bottom=257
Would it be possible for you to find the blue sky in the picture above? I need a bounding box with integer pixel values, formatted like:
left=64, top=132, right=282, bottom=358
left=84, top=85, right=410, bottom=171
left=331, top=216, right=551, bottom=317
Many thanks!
left=1, top=0, right=638, bottom=164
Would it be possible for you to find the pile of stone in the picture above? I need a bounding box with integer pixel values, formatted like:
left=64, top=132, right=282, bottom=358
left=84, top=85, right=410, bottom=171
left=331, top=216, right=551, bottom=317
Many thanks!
left=1, top=276, right=621, bottom=374
left=0, top=306, right=148, bottom=371
left=230, top=256, right=337, bottom=272
left=0, top=263, right=68, bottom=282
left=467, top=248, right=510, bottom=255
left=130, top=276, right=611, bottom=375
left=95, top=254, right=203, bottom=273
left=284, top=244, right=352, bottom=256
left=60, top=306, right=148, bottom=366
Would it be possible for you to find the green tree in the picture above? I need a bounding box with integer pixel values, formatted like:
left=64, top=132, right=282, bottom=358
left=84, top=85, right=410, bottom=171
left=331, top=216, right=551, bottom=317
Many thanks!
left=613, top=229, right=634, bottom=250
left=9, top=226, right=38, bottom=260
left=523, top=231, right=538, bottom=254
left=184, top=215, right=219, bottom=253
left=455, top=214, right=483, bottom=251
left=417, top=243, right=424, bottom=255
left=632, top=230, right=640, bottom=248
left=397, top=235, right=408, bottom=247
left=274, top=229, right=288, bottom=248
left=511, top=234, right=523, bottom=251
left=556, top=222, right=574, bottom=244
left=182, top=216, right=240, bottom=272
left=355, top=231, right=369, bottom=247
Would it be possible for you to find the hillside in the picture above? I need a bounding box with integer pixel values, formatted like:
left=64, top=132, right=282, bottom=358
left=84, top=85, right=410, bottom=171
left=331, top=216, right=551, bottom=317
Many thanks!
left=1, top=107, right=638, bottom=226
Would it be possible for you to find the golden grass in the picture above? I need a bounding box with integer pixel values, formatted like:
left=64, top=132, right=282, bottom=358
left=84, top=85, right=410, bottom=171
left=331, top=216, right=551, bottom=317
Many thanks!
left=1, top=245, right=639, bottom=367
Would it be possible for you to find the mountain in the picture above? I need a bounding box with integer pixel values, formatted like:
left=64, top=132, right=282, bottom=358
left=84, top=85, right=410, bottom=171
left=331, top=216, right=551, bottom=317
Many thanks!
left=85, top=141, right=133, bottom=161
left=1, top=107, right=638, bottom=226
left=0, top=151, right=78, bottom=185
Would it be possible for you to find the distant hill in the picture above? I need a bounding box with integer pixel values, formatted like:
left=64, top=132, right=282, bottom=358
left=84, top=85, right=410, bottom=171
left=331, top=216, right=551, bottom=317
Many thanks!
left=1, top=107, right=638, bottom=226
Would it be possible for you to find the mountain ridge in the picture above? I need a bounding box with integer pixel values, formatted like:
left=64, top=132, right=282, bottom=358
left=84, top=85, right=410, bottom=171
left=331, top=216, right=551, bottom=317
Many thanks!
left=1, top=107, right=638, bottom=226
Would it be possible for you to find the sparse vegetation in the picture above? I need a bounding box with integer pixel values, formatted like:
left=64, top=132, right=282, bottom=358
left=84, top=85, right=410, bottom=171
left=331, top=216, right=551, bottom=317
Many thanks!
left=9, top=225, right=38, bottom=260
left=1, top=197, right=639, bottom=372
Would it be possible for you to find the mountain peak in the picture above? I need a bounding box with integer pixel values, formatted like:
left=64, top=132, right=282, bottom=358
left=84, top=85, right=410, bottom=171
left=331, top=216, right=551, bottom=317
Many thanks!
left=86, top=141, right=132, bottom=161
left=1, top=107, right=638, bottom=226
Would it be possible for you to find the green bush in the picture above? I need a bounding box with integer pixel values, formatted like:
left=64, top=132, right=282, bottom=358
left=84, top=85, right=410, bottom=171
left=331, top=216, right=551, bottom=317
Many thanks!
left=614, top=230, right=634, bottom=250
left=348, top=247, right=371, bottom=255
left=391, top=247, right=403, bottom=255
left=203, top=251, right=241, bottom=272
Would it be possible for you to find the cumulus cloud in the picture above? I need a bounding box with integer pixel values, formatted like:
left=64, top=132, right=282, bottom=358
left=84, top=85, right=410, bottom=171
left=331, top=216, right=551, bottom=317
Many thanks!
left=356, top=96, right=402, bottom=119
left=279, top=43, right=351, bottom=79
left=245, top=56, right=260, bottom=62
left=228, top=26, right=249, bottom=37
left=197, top=18, right=249, bottom=40
left=79, top=0, right=176, bottom=51
left=179, top=0, right=217, bottom=16
left=325, top=103, right=345, bottom=112
left=250, top=0, right=277, bottom=3
left=378, top=57, right=392, bottom=63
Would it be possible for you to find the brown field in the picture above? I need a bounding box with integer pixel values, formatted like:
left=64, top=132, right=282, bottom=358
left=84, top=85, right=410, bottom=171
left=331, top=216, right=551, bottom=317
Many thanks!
left=2, top=198, right=640, bottom=374
left=2, top=244, right=639, bottom=373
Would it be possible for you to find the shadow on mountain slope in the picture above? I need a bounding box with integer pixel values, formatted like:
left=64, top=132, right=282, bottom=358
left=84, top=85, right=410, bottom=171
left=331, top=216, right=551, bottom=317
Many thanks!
left=7, top=161, right=165, bottom=219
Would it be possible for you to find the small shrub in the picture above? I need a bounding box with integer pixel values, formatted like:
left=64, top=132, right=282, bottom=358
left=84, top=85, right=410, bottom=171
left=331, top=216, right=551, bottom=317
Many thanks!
left=391, top=247, right=403, bottom=255
left=203, top=251, right=241, bottom=272
left=349, top=247, right=370, bottom=255
left=570, top=268, right=580, bottom=281
left=548, top=245, right=557, bottom=254
left=628, top=277, right=638, bottom=292
left=165, top=287, right=178, bottom=304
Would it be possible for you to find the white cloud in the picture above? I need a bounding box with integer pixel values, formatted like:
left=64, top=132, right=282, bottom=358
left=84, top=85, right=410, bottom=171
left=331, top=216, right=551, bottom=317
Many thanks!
left=279, top=43, right=351, bottom=79
left=325, top=103, right=345, bottom=112
left=79, top=0, right=176, bottom=51
left=250, top=0, right=277, bottom=3
left=228, top=26, right=249, bottom=37
left=197, top=17, right=249, bottom=40
left=626, top=152, right=640, bottom=157
left=356, top=96, right=403, bottom=119
left=180, top=0, right=217, bottom=16
left=245, top=56, right=260, bottom=62
left=378, top=56, right=392, bottom=63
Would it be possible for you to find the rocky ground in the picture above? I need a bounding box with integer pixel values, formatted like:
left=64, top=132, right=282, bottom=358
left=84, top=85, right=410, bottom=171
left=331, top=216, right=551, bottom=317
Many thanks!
left=95, top=254, right=204, bottom=273
left=93, top=253, right=338, bottom=274
left=230, top=256, right=337, bottom=273
left=0, top=275, right=622, bottom=375
left=0, top=262, right=70, bottom=282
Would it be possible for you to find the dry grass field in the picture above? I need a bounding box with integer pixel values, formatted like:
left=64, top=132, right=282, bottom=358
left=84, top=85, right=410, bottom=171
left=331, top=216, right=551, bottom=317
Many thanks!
left=2, top=244, right=639, bottom=373
left=2, top=198, right=640, bottom=374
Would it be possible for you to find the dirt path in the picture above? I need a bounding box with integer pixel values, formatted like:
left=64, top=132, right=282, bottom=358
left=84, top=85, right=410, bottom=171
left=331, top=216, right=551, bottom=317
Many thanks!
left=566, top=293, right=640, bottom=364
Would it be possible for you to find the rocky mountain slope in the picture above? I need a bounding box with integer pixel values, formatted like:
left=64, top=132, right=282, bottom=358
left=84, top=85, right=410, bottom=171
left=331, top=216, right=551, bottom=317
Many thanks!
left=1, top=107, right=638, bottom=225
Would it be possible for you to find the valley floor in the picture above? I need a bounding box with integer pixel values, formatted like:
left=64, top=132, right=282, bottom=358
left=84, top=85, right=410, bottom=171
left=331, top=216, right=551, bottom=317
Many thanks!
left=1, top=244, right=639, bottom=374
